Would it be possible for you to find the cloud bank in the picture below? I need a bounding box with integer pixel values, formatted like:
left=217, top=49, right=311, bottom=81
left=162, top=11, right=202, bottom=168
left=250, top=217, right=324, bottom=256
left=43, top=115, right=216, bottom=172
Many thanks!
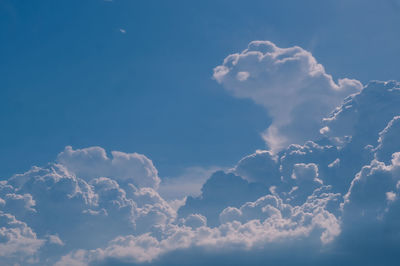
left=1, top=42, right=400, bottom=266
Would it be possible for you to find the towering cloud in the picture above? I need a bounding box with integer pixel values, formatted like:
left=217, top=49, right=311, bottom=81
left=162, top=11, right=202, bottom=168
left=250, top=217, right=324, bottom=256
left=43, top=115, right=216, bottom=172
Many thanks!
left=213, top=41, right=362, bottom=152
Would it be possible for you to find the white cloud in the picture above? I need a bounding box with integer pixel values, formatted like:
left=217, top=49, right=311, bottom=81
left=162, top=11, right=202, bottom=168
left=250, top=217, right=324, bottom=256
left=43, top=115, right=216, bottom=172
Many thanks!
left=374, top=116, right=400, bottom=164
left=181, top=213, right=207, bottom=228
left=57, top=186, right=341, bottom=265
left=291, top=163, right=319, bottom=181
left=47, top=234, right=64, bottom=246
left=386, top=191, right=396, bottom=202
left=48, top=78, right=400, bottom=265
left=236, top=71, right=250, bottom=81
left=3, top=42, right=400, bottom=265
left=0, top=212, right=44, bottom=263
left=0, top=148, right=176, bottom=264
left=214, top=40, right=362, bottom=152
left=328, top=158, right=340, bottom=168
left=57, top=146, right=160, bottom=189
left=2, top=144, right=348, bottom=265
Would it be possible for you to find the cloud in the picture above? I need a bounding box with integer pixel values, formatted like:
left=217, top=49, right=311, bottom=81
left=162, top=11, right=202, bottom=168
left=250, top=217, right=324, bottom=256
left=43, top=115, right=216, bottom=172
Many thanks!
left=57, top=146, right=160, bottom=189
left=158, top=166, right=223, bottom=201
left=177, top=171, right=269, bottom=227
left=3, top=42, right=400, bottom=265
left=374, top=116, right=400, bottom=164
left=343, top=152, right=400, bottom=221
left=322, top=81, right=400, bottom=146
left=4, top=96, right=400, bottom=266
left=180, top=213, right=207, bottom=229
left=234, top=150, right=280, bottom=185
left=0, top=211, right=44, bottom=263
left=213, top=40, right=362, bottom=152
left=219, top=186, right=340, bottom=245
left=1, top=149, right=174, bottom=264
left=337, top=152, right=400, bottom=263
left=56, top=184, right=340, bottom=265
left=47, top=234, right=64, bottom=246
left=1, top=143, right=347, bottom=265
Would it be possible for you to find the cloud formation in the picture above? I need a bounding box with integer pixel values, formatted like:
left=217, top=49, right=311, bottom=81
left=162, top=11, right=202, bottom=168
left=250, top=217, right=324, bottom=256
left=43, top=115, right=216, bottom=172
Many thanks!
left=213, top=41, right=362, bottom=151
left=0, top=211, right=44, bottom=263
left=0, top=147, right=173, bottom=264
left=1, top=43, right=400, bottom=265
left=57, top=146, right=160, bottom=189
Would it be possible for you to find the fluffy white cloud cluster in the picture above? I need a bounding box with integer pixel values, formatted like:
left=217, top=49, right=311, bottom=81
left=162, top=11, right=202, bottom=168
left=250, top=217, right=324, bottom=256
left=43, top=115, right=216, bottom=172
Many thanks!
left=213, top=41, right=362, bottom=152
left=58, top=146, right=160, bottom=189
left=0, top=142, right=345, bottom=265
left=54, top=93, right=400, bottom=264
left=0, top=148, right=173, bottom=265
left=0, top=211, right=44, bottom=263
left=57, top=187, right=340, bottom=265
left=219, top=187, right=340, bottom=244
left=2, top=42, right=400, bottom=265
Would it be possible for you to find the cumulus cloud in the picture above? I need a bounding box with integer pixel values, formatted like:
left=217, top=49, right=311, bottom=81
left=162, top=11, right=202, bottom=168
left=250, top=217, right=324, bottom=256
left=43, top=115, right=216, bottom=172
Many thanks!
left=234, top=150, right=280, bottom=185
left=343, top=152, right=400, bottom=222
left=57, top=146, right=160, bottom=189
left=2, top=43, right=400, bottom=266
left=338, top=152, right=400, bottom=263
left=1, top=143, right=347, bottom=265
left=322, top=81, right=400, bottom=145
left=214, top=40, right=362, bottom=152
left=55, top=184, right=341, bottom=265
left=178, top=171, right=269, bottom=227
left=0, top=147, right=174, bottom=264
left=219, top=186, right=340, bottom=245
left=0, top=211, right=44, bottom=263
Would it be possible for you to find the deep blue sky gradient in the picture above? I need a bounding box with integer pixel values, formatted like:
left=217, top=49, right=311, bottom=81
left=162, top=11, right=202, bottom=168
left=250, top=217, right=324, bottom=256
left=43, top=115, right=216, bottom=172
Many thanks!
left=1, top=0, right=400, bottom=178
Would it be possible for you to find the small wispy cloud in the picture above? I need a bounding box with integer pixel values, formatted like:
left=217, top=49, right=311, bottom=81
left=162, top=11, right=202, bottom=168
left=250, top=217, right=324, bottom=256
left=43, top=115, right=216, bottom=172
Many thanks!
left=119, top=28, right=126, bottom=34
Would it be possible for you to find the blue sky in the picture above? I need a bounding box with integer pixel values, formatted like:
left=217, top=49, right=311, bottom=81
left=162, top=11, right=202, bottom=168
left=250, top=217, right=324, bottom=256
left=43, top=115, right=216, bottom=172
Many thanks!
left=2, top=1, right=400, bottom=265
left=2, top=0, right=400, bottom=178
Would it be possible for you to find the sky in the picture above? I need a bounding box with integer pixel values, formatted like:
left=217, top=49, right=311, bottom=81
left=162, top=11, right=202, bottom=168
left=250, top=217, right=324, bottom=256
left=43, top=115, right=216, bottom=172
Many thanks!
left=1, top=1, right=400, bottom=265
left=2, top=0, right=400, bottom=179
